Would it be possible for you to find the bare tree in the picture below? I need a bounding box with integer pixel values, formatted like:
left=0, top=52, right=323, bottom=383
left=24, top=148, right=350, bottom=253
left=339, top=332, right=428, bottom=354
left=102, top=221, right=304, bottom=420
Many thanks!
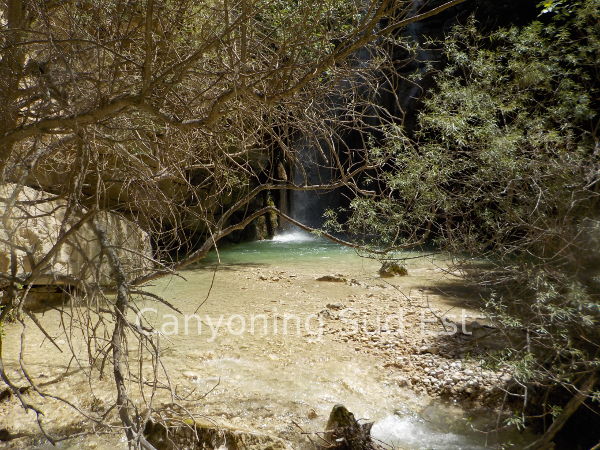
left=0, top=0, right=465, bottom=446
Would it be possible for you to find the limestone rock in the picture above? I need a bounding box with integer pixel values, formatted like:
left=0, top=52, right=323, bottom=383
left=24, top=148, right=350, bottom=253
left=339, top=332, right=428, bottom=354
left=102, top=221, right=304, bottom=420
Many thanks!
left=249, top=215, right=269, bottom=240
left=0, top=184, right=152, bottom=291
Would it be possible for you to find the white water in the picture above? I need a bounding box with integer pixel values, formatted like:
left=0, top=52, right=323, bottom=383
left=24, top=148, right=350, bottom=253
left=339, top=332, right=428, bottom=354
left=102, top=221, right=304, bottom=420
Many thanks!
left=271, top=229, right=316, bottom=242
left=372, top=414, right=486, bottom=450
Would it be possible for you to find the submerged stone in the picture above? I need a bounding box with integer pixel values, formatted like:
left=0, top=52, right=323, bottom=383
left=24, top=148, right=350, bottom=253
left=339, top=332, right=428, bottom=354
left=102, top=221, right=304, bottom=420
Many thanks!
left=316, top=274, right=347, bottom=282
left=378, top=262, right=408, bottom=278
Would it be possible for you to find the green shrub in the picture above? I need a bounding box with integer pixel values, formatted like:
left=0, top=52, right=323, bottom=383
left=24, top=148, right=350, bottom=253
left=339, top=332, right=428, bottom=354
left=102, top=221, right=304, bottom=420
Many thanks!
left=340, top=0, right=600, bottom=437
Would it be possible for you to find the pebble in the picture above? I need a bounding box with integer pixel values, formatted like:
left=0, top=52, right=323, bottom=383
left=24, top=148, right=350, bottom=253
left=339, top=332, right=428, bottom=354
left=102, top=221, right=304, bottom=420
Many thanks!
left=182, top=371, right=199, bottom=380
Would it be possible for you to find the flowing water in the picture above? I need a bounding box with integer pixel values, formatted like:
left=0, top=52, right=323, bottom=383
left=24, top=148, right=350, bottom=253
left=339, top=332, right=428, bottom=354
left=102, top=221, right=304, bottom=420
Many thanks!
left=1, top=229, right=533, bottom=449
left=140, top=230, right=531, bottom=449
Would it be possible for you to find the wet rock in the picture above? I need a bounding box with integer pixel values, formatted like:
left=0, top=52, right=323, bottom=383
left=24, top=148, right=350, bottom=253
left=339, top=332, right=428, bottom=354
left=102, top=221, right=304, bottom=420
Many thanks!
left=244, top=215, right=270, bottom=241
left=326, top=303, right=346, bottom=311
left=319, top=404, right=380, bottom=450
left=144, top=419, right=292, bottom=450
left=378, top=262, right=408, bottom=278
left=319, top=309, right=337, bottom=320
left=316, top=274, right=347, bottom=282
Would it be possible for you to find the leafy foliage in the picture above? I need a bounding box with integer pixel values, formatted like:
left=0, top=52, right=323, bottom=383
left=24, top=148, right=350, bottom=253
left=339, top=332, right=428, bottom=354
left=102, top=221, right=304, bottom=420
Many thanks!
left=341, top=0, right=600, bottom=431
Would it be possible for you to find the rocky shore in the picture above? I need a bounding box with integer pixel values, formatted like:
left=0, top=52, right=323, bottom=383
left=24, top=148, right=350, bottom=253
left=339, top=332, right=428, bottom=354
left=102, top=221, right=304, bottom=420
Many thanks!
left=255, top=266, right=512, bottom=407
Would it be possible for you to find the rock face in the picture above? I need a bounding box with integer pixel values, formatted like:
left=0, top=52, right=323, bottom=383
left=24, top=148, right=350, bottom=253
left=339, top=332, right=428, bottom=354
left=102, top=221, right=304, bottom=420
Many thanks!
left=0, top=184, right=152, bottom=290
left=144, top=419, right=292, bottom=450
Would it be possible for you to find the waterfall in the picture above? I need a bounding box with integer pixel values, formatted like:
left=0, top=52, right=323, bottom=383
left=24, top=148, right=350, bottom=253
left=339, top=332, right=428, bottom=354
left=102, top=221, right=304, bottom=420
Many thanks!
left=284, top=0, right=430, bottom=231
left=287, top=47, right=376, bottom=230
left=289, top=137, right=339, bottom=229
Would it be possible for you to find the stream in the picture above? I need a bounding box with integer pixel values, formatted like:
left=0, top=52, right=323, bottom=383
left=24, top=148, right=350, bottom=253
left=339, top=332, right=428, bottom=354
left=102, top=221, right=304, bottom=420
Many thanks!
left=1, top=230, right=533, bottom=449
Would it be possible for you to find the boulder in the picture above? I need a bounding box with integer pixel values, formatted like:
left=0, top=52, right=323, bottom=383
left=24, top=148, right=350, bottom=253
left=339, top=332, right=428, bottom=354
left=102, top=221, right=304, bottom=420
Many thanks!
left=0, top=184, right=152, bottom=292
left=320, top=404, right=378, bottom=450
left=378, top=262, right=407, bottom=278
left=144, top=419, right=292, bottom=450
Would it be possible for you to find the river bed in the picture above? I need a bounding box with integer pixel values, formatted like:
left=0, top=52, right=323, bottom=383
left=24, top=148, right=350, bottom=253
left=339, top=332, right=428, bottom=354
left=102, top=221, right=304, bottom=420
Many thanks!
left=0, top=230, right=533, bottom=448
